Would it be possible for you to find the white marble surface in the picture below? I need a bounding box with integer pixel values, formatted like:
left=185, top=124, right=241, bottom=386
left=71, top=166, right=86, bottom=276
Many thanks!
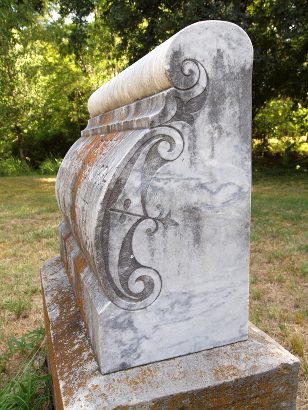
left=87, top=20, right=252, bottom=118
left=87, top=37, right=172, bottom=117
left=56, top=20, right=253, bottom=374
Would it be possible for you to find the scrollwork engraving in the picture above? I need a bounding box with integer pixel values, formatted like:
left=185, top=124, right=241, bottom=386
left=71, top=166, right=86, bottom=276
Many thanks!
left=99, top=59, right=209, bottom=310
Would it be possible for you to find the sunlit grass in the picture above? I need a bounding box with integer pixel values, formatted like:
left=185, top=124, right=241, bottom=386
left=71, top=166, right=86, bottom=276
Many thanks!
left=0, top=177, right=59, bottom=307
left=251, top=171, right=308, bottom=409
left=0, top=177, right=59, bottom=408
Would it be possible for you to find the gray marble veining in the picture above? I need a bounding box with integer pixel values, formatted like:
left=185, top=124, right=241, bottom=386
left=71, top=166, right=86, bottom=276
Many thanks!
left=56, top=20, right=253, bottom=374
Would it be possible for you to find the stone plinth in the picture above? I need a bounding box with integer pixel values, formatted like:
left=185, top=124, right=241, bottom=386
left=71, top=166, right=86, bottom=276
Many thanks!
left=42, top=257, right=299, bottom=410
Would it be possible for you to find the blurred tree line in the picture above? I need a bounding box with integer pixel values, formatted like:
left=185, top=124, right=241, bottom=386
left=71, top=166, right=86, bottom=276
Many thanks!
left=0, top=0, right=307, bottom=172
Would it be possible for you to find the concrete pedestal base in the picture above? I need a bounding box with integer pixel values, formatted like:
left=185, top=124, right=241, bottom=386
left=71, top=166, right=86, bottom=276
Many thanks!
left=41, top=257, right=299, bottom=410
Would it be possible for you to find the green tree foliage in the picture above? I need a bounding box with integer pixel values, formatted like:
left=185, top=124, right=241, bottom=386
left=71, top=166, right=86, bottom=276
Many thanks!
left=100, top=1, right=238, bottom=63
left=98, top=0, right=307, bottom=114
left=253, top=98, right=308, bottom=162
left=247, top=0, right=308, bottom=113
left=0, top=0, right=307, bottom=168
left=0, top=1, right=126, bottom=166
left=0, top=0, right=47, bottom=161
left=0, top=24, right=89, bottom=165
left=0, top=4, right=104, bottom=165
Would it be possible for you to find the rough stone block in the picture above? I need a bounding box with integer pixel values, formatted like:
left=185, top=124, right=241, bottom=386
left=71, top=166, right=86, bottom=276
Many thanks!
left=42, top=257, right=300, bottom=410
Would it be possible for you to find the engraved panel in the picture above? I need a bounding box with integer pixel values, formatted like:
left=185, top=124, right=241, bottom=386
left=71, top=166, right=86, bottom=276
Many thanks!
left=97, top=60, right=209, bottom=310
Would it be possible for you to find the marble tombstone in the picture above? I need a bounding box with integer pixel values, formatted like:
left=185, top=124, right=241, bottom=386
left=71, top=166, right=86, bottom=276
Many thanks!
left=55, top=20, right=253, bottom=375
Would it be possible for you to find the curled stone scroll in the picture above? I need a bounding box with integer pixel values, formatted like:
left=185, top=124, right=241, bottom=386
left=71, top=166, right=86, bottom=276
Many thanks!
left=97, top=60, right=208, bottom=310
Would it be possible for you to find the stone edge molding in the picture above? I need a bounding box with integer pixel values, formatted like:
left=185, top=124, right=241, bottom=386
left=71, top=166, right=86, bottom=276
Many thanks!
left=41, top=256, right=300, bottom=410
left=87, top=20, right=252, bottom=118
left=87, top=21, right=204, bottom=118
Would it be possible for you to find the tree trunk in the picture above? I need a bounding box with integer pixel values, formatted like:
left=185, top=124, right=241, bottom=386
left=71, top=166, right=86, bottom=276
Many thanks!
left=15, top=125, right=27, bottom=163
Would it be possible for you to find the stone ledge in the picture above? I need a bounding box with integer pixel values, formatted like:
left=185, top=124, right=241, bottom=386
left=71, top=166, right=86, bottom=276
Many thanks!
left=41, top=257, right=299, bottom=410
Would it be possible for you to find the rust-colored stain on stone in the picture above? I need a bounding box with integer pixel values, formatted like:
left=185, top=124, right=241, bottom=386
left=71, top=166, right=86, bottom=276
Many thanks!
left=71, top=250, right=87, bottom=316
left=42, top=260, right=99, bottom=409
left=102, top=110, right=113, bottom=125
left=43, top=293, right=64, bottom=410
left=120, top=366, right=160, bottom=391
left=213, top=364, right=240, bottom=380
left=69, top=131, right=122, bottom=236
left=70, top=135, right=105, bottom=227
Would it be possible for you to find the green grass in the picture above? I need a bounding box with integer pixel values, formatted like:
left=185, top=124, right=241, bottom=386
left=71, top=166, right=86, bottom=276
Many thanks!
left=251, top=171, right=308, bottom=408
left=2, top=299, right=31, bottom=320
left=0, top=177, right=58, bottom=408
left=0, top=173, right=307, bottom=408
left=0, top=328, right=50, bottom=409
left=0, top=372, right=50, bottom=410
left=0, top=177, right=59, bottom=304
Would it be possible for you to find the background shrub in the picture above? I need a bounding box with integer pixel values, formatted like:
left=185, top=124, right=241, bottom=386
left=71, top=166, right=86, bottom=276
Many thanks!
left=0, top=157, right=33, bottom=177
left=39, top=157, right=62, bottom=176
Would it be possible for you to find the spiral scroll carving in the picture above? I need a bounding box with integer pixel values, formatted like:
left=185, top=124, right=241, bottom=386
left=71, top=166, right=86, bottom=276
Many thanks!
left=174, top=59, right=203, bottom=90
left=99, top=59, right=209, bottom=311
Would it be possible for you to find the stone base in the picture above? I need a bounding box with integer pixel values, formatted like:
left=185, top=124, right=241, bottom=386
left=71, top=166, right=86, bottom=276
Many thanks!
left=41, top=257, right=299, bottom=410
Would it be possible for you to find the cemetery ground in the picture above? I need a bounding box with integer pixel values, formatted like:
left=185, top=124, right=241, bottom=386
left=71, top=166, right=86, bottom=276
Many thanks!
left=0, top=172, right=307, bottom=409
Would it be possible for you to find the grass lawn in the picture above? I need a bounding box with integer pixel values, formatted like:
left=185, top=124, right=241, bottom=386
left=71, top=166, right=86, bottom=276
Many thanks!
left=0, top=173, right=307, bottom=408
left=0, top=177, right=59, bottom=409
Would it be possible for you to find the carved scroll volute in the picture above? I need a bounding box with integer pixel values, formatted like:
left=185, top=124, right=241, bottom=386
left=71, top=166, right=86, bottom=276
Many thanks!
left=94, top=62, right=209, bottom=311
left=96, top=126, right=185, bottom=311
left=56, top=21, right=252, bottom=313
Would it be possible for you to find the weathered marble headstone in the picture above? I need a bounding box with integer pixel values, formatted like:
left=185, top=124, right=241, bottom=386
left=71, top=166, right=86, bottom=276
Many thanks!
left=42, top=20, right=299, bottom=409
